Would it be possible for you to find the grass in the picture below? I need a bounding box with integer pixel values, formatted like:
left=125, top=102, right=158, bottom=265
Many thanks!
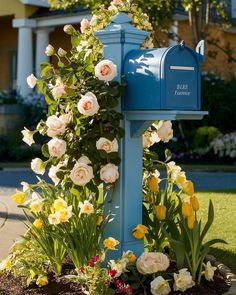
left=196, top=190, right=236, bottom=273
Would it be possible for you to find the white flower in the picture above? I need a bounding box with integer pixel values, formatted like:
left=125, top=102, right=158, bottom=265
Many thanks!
left=90, top=15, right=97, bottom=26
left=21, top=127, right=35, bottom=146
left=79, top=200, right=94, bottom=215
left=95, top=60, right=117, bottom=82
left=58, top=48, right=67, bottom=57
left=136, top=252, right=170, bottom=275
left=21, top=181, right=30, bottom=192
left=203, top=261, right=217, bottom=281
left=48, top=165, right=61, bottom=185
left=48, top=212, right=61, bottom=225
left=77, top=92, right=99, bottom=116
left=51, top=77, right=66, bottom=99
left=59, top=205, right=73, bottom=223
left=167, top=161, right=182, bottom=181
left=48, top=138, right=67, bottom=158
left=100, top=163, right=119, bottom=184
left=26, top=74, right=37, bottom=88
left=31, top=158, right=45, bottom=175
left=45, top=44, right=55, bottom=56
left=59, top=113, right=72, bottom=125
left=46, top=115, right=66, bottom=137
left=29, top=193, right=43, bottom=213
left=173, top=268, right=195, bottom=292
left=77, top=155, right=91, bottom=165
left=109, top=258, right=128, bottom=277
left=63, top=24, right=75, bottom=35
left=80, top=18, right=90, bottom=33
left=0, top=257, right=11, bottom=271
left=143, top=131, right=160, bottom=148
left=150, top=276, right=171, bottom=295
left=70, top=161, right=94, bottom=186
left=111, top=0, right=123, bottom=5
left=96, top=138, right=118, bottom=153
left=153, top=121, right=173, bottom=143
left=76, top=41, right=88, bottom=52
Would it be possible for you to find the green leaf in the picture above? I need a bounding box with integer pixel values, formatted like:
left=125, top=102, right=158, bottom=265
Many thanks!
left=41, top=144, right=49, bottom=158
left=71, top=35, right=81, bottom=47
left=165, top=149, right=172, bottom=162
left=37, top=80, right=47, bottom=94
left=58, top=61, right=64, bottom=68
left=41, top=65, right=52, bottom=77
left=200, top=200, right=214, bottom=243
left=45, top=94, right=54, bottom=105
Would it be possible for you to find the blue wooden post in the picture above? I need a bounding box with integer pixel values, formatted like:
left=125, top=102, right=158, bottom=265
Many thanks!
left=95, top=13, right=149, bottom=259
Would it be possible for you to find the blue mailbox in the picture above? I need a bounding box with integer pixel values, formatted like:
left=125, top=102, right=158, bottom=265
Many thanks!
left=123, top=41, right=204, bottom=111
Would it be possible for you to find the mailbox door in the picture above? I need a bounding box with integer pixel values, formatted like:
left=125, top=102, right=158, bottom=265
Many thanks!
left=123, top=49, right=166, bottom=110
left=160, top=45, right=201, bottom=110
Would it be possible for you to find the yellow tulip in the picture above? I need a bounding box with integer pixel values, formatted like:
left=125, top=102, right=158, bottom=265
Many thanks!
left=11, top=192, right=26, bottom=205
left=132, top=224, right=149, bottom=239
left=187, top=214, right=195, bottom=230
left=190, top=195, right=199, bottom=212
left=148, top=176, right=159, bottom=193
left=103, top=237, right=119, bottom=250
left=182, top=180, right=194, bottom=196
left=36, top=275, right=48, bottom=286
left=33, top=219, right=44, bottom=229
left=155, top=204, right=167, bottom=221
left=97, top=215, right=103, bottom=226
left=126, top=252, right=137, bottom=263
left=182, top=202, right=193, bottom=218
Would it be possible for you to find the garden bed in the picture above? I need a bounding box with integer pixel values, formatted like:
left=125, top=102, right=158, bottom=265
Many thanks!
left=0, top=259, right=231, bottom=295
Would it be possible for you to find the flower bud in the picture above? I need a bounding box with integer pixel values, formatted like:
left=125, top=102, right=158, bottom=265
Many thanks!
left=132, top=224, right=149, bottom=239
left=45, top=44, right=55, bottom=56
left=148, top=176, right=159, bottom=193
left=63, top=24, right=76, bottom=35
left=187, top=214, right=195, bottom=230
left=182, top=202, right=193, bottom=218
left=182, top=180, right=194, bottom=196
left=155, top=204, right=167, bottom=221
left=58, top=48, right=67, bottom=57
left=190, top=195, right=199, bottom=212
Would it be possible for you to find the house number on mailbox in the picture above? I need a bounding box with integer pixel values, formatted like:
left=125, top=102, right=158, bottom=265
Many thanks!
left=175, top=84, right=190, bottom=96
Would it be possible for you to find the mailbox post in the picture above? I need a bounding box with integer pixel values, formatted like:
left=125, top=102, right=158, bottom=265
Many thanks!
left=95, top=13, right=207, bottom=260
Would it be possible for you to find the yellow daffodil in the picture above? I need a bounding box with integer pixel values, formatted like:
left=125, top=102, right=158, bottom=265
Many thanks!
left=132, top=224, right=149, bottom=239
left=36, top=275, right=48, bottom=286
left=103, top=237, right=119, bottom=250
left=33, top=219, right=44, bottom=229
left=11, top=192, right=26, bottom=205
left=155, top=204, right=167, bottom=221
left=53, top=198, right=68, bottom=211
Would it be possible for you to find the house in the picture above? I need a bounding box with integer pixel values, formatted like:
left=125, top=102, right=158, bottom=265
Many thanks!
left=0, top=0, right=90, bottom=97
left=0, top=0, right=235, bottom=98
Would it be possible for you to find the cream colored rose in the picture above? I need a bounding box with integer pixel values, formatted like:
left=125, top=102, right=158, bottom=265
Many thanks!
left=111, top=0, right=122, bottom=5
left=26, top=74, right=37, bottom=88
left=59, top=113, right=72, bottom=125
left=80, top=18, right=90, bottom=33
left=77, top=92, right=99, bottom=116
left=51, top=77, right=66, bottom=99
left=31, top=158, right=45, bottom=175
left=48, top=138, right=67, bottom=158
left=100, top=163, right=119, bottom=184
left=77, top=155, right=91, bottom=165
left=45, top=44, right=55, bottom=56
left=48, top=165, right=61, bottom=185
left=95, top=60, right=117, bottom=82
left=46, top=115, right=66, bottom=137
left=153, top=121, right=173, bottom=143
left=150, top=276, right=171, bottom=295
left=79, top=200, right=94, bottom=215
left=21, top=127, right=35, bottom=146
left=136, top=252, right=170, bottom=275
left=70, top=161, right=94, bottom=186
left=143, top=131, right=160, bottom=149
left=173, top=268, right=195, bottom=292
left=96, top=137, right=118, bottom=153
left=167, top=161, right=182, bottom=181
left=203, top=262, right=217, bottom=281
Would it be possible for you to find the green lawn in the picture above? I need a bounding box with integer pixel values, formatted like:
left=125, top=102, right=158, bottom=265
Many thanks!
left=0, top=162, right=30, bottom=169
left=196, top=190, right=236, bottom=273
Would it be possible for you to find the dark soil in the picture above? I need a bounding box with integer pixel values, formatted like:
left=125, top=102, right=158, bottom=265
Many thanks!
left=0, top=260, right=231, bottom=295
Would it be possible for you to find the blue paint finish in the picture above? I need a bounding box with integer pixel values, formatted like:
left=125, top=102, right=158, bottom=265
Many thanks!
left=123, top=42, right=204, bottom=111
left=95, top=13, right=149, bottom=260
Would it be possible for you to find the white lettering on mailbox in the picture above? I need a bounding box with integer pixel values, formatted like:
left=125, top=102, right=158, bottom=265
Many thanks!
left=170, top=66, right=195, bottom=71
left=174, top=84, right=190, bottom=96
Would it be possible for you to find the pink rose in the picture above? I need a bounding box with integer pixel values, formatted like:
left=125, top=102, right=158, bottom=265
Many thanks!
left=80, top=19, right=90, bottom=33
